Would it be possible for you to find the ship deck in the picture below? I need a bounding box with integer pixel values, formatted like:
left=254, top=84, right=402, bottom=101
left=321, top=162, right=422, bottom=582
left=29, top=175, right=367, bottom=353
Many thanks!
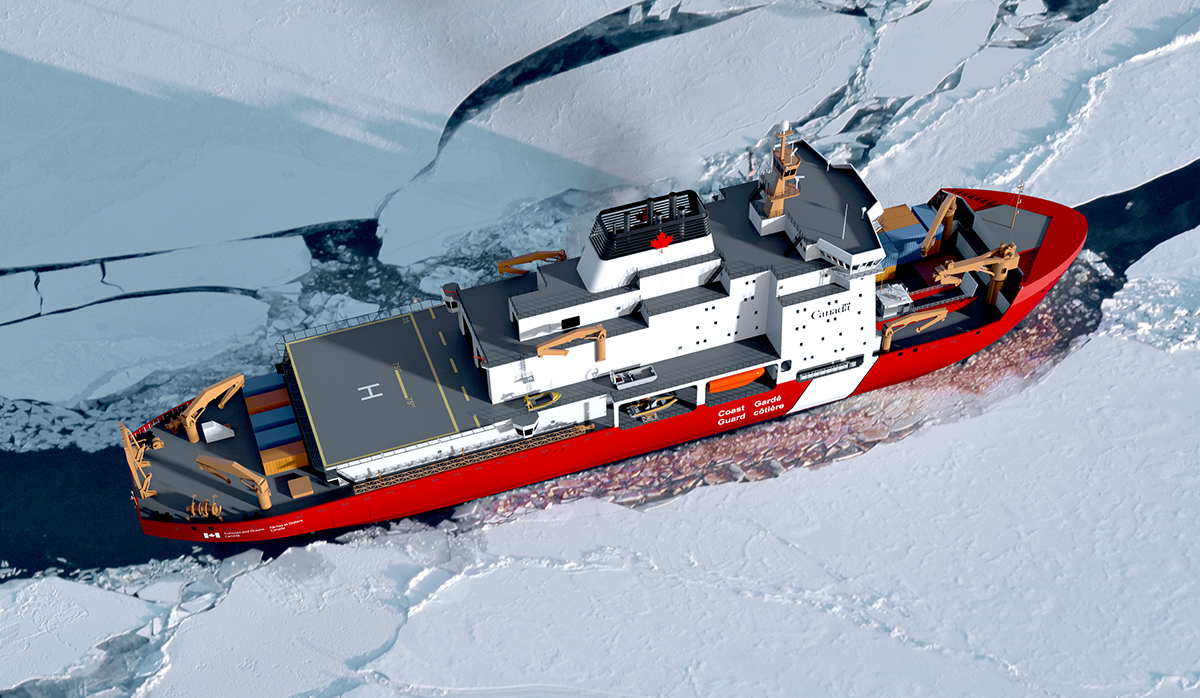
left=138, top=393, right=347, bottom=523
left=284, top=306, right=492, bottom=467
left=285, top=302, right=786, bottom=464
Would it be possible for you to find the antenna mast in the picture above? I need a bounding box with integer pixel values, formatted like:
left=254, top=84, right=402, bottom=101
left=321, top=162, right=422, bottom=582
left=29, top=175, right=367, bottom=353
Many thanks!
left=1011, top=179, right=1025, bottom=228
left=762, top=123, right=801, bottom=218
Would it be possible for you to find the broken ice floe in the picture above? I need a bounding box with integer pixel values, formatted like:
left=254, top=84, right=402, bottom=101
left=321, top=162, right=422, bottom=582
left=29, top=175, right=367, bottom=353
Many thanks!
left=0, top=550, right=264, bottom=696
left=1099, top=225, right=1200, bottom=353
left=0, top=289, right=379, bottom=453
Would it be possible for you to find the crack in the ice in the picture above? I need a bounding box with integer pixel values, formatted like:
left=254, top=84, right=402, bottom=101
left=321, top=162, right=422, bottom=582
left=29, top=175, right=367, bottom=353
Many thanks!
left=0, top=219, right=376, bottom=280
left=32, top=270, right=43, bottom=315
left=98, top=260, right=125, bottom=294
left=432, top=2, right=761, bottom=166
left=374, top=1, right=762, bottom=217
left=0, top=286, right=264, bottom=329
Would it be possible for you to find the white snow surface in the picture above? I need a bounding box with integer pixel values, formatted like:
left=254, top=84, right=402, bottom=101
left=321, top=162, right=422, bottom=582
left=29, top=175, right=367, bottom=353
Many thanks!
left=1100, top=224, right=1200, bottom=352
left=0, top=293, right=270, bottom=405
left=0, top=577, right=160, bottom=689
left=379, top=7, right=872, bottom=263
left=0, top=0, right=632, bottom=267
left=863, top=0, right=998, bottom=97
left=864, top=0, right=1200, bottom=206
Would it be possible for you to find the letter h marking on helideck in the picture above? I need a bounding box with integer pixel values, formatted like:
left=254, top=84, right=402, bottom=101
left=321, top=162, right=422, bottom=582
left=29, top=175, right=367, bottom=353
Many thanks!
left=359, top=383, right=383, bottom=401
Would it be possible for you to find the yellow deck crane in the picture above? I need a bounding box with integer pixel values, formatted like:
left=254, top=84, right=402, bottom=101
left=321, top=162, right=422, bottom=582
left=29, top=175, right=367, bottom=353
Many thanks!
left=933, top=243, right=1021, bottom=305
left=536, top=324, right=607, bottom=361
left=195, top=455, right=273, bottom=510
left=919, top=193, right=958, bottom=257
left=119, top=421, right=162, bottom=499
left=165, top=373, right=245, bottom=443
left=881, top=308, right=949, bottom=352
left=497, top=250, right=567, bottom=276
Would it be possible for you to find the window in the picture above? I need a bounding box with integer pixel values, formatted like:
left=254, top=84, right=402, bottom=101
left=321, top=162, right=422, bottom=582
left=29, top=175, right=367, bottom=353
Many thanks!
left=562, top=316, right=581, bottom=330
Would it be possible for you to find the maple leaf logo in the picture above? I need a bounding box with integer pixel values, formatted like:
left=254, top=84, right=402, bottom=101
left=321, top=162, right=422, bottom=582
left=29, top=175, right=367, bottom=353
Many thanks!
left=651, top=231, right=673, bottom=252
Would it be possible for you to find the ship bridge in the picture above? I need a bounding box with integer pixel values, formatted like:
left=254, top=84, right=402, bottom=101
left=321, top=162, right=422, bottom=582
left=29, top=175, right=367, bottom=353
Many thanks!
left=278, top=139, right=893, bottom=484
left=450, top=139, right=884, bottom=413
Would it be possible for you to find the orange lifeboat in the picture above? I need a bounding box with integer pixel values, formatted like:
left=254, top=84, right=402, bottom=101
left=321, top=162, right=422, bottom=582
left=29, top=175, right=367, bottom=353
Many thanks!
left=707, top=367, right=764, bottom=394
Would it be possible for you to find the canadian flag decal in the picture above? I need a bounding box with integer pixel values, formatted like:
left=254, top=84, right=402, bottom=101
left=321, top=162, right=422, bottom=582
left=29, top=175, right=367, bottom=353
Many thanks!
left=651, top=231, right=673, bottom=252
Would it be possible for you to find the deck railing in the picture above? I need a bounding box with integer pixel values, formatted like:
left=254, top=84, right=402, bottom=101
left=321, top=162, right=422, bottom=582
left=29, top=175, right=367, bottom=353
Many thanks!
left=134, top=401, right=190, bottom=436
left=275, top=299, right=443, bottom=357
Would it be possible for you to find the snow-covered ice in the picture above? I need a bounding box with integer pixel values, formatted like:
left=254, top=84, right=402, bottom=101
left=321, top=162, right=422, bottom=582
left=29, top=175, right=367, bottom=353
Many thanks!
left=0, top=577, right=160, bottom=689
left=863, top=0, right=998, bottom=97
left=1101, top=224, right=1200, bottom=352
left=0, top=293, right=269, bottom=404
left=864, top=0, right=1200, bottom=206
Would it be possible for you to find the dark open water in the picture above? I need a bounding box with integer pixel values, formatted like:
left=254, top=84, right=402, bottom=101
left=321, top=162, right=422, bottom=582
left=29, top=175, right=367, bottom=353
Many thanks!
left=1, top=155, right=1198, bottom=581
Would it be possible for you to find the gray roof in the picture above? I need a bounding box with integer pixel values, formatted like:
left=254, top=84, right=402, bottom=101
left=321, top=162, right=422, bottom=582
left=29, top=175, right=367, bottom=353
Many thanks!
left=779, top=283, right=844, bottom=307
left=782, top=141, right=881, bottom=256
left=637, top=250, right=722, bottom=279
left=644, top=283, right=727, bottom=316
left=509, top=257, right=633, bottom=319
left=706, top=181, right=830, bottom=281
left=456, top=142, right=880, bottom=368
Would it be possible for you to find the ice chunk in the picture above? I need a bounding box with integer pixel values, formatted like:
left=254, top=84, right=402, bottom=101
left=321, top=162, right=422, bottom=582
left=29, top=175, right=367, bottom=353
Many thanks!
left=862, top=0, right=998, bottom=97
left=0, top=293, right=268, bottom=404
left=1100, top=225, right=1200, bottom=352
left=217, top=549, right=264, bottom=584
left=0, top=577, right=159, bottom=688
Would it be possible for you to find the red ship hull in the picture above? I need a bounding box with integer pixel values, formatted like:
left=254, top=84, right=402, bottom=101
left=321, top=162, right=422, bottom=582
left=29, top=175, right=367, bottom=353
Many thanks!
left=137, top=190, right=1087, bottom=542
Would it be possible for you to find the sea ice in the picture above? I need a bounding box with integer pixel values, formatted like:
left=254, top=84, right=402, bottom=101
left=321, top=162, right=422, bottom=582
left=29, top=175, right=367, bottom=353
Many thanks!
left=1101, top=224, right=1200, bottom=352
left=377, top=8, right=871, bottom=265
left=102, top=236, right=312, bottom=295
left=862, top=0, right=998, bottom=97
left=0, top=271, right=41, bottom=324
left=0, top=0, right=633, bottom=270
left=0, top=293, right=269, bottom=405
left=0, top=577, right=160, bottom=689
left=865, top=0, right=1200, bottom=207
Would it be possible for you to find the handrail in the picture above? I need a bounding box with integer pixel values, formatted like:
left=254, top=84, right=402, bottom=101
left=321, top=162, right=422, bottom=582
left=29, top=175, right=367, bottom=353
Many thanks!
left=276, top=299, right=443, bottom=357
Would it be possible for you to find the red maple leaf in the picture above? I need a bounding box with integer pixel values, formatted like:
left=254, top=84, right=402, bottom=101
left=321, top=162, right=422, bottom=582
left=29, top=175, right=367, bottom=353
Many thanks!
left=651, top=231, right=673, bottom=252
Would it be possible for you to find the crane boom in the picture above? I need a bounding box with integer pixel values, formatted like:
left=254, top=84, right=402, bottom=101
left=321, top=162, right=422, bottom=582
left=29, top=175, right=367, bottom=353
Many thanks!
left=195, top=455, right=273, bottom=510
left=933, top=243, right=1020, bottom=305
left=920, top=194, right=957, bottom=257
left=168, top=374, right=245, bottom=443
left=497, top=250, right=567, bottom=276
left=120, top=421, right=160, bottom=499
left=881, top=308, right=949, bottom=352
left=536, top=324, right=607, bottom=361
